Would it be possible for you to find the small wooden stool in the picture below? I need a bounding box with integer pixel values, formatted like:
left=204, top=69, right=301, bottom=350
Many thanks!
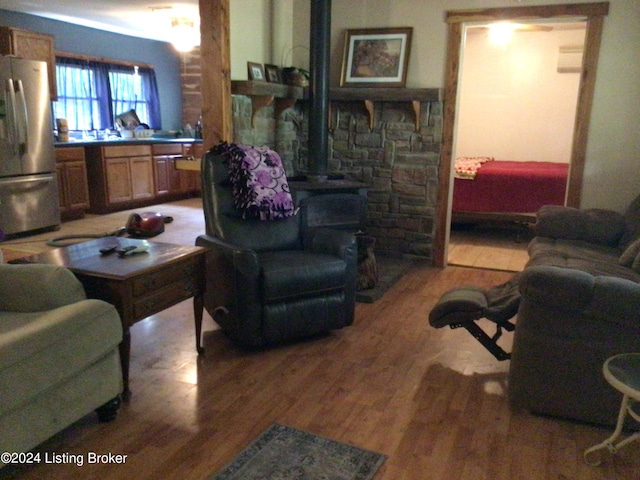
left=584, top=353, right=640, bottom=466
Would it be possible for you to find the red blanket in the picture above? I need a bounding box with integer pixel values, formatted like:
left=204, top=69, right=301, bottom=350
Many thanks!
left=452, top=161, right=569, bottom=213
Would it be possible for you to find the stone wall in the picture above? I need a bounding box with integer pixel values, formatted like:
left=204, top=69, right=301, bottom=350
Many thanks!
left=179, top=52, right=443, bottom=260
left=326, top=100, right=442, bottom=259
left=232, top=96, right=303, bottom=176
left=230, top=97, right=443, bottom=260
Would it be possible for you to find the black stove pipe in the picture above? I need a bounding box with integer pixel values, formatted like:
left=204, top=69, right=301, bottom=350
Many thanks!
left=308, top=0, right=331, bottom=182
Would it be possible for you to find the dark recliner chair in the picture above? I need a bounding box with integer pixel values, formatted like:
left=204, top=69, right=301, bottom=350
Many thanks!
left=195, top=149, right=357, bottom=348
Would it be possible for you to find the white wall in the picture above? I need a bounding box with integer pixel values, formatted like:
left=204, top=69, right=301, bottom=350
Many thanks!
left=230, top=0, right=272, bottom=80
left=290, top=0, right=640, bottom=212
left=455, top=26, right=585, bottom=163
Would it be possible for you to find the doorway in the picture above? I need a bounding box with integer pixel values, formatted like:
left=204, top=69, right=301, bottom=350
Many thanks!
left=434, top=2, right=610, bottom=268
left=448, top=20, right=586, bottom=271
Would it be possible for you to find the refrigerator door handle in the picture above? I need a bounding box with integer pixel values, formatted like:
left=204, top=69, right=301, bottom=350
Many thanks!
left=14, top=79, right=29, bottom=155
left=0, top=173, right=54, bottom=186
left=5, top=78, right=19, bottom=156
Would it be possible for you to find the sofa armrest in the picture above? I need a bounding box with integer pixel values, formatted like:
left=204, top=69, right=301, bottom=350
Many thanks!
left=534, top=205, right=625, bottom=246
left=519, top=265, right=640, bottom=327
left=0, top=264, right=86, bottom=312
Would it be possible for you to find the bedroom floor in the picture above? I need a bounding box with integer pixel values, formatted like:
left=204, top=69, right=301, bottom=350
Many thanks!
left=448, top=220, right=533, bottom=272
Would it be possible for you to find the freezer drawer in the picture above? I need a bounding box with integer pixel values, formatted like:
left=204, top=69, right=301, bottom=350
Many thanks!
left=0, top=173, right=60, bottom=235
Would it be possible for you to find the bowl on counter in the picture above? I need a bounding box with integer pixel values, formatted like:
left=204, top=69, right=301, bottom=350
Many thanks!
left=120, top=130, right=134, bottom=139
left=133, top=129, right=154, bottom=138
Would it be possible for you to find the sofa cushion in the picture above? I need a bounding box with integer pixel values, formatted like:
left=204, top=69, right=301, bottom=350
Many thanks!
left=534, top=205, right=625, bottom=246
left=633, top=252, right=640, bottom=273
left=0, top=264, right=86, bottom=312
left=0, top=299, right=122, bottom=416
left=527, top=237, right=640, bottom=283
left=619, top=237, right=640, bottom=267
left=619, top=193, right=640, bottom=249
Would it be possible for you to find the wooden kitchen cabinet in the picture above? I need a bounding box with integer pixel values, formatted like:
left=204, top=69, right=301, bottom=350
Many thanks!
left=55, top=147, right=90, bottom=220
left=130, top=156, right=155, bottom=200
left=0, top=27, right=57, bottom=100
left=153, top=143, right=185, bottom=197
left=153, top=143, right=201, bottom=198
left=84, top=141, right=201, bottom=213
left=86, top=144, right=154, bottom=213
left=182, top=142, right=203, bottom=193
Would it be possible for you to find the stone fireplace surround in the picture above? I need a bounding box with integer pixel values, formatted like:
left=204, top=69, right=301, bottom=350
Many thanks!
left=233, top=89, right=443, bottom=260
left=180, top=47, right=443, bottom=260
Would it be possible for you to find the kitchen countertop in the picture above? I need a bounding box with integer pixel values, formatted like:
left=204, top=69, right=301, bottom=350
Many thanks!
left=54, top=138, right=203, bottom=147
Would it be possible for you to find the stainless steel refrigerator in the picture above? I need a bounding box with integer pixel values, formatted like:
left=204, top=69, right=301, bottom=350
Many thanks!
left=0, top=55, right=60, bottom=236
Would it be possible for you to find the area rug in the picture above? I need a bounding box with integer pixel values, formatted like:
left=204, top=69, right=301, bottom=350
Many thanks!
left=211, top=423, right=387, bottom=480
left=356, top=254, right=417, bottom=303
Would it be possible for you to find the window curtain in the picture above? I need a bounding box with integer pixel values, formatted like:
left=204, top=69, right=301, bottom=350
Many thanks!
left=55, top=57, right=161, bottom=130
left=139, top=67, right=161, bottom=129
left=110, top=65, right=161, bottom=129
left=55, top=57, right=111, bottom=130
left=91, top=61, right=113, bottom=128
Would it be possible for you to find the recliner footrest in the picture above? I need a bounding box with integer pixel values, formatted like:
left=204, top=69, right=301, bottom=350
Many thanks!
left=429, top=286, right=488, bottom=328
left=429, top=286, right=515, bottom=361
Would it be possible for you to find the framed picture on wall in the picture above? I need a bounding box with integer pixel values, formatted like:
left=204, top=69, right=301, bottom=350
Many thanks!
left=247, top=62, right=266, bottom=81
left=340, top=27, right=413, bottom=87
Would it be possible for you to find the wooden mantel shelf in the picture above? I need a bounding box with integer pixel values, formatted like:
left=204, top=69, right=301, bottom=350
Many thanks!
left=232, top=82, right=444, bottom=132
left=329, top=87, right=442, bottom=102
left=231, top=80, right=307, bottom=126
left=329, top=87, right=443, bottom=131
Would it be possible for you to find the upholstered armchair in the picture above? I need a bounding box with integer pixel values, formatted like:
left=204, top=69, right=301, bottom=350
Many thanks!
left=0, top=264, right=122, bottom=464
left=195, top=146, right=357, bottom=348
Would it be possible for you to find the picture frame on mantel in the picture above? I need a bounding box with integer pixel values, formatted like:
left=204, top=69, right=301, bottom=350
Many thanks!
left=340, top=27, right=413, bottom=87
left=264, top=64, right=281, bottom=83
left=247, top=62, right=265, bottom=81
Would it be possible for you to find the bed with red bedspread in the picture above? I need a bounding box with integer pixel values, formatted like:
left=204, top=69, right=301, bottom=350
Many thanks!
left=452, top=160, right=569, bottom=222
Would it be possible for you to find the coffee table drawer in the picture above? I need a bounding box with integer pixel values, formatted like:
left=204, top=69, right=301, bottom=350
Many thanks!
left=134, top=280, right=201, bottom=319
left=132, top=258, right=200, bottom=296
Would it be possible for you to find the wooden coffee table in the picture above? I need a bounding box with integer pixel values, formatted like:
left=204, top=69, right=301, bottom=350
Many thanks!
left=15, top=237, right=207, bottom=400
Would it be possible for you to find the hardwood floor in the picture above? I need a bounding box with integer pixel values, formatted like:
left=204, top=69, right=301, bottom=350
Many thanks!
left=448, top=221, right=533, bottom=272
left=2, top=200, right=639, bottom=479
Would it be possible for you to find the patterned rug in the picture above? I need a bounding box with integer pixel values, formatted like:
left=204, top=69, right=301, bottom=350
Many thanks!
left=211, top=424, right=386, bottom=480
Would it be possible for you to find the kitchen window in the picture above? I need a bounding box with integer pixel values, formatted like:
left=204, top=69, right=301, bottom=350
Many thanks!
left=53, top=56, right=161, bottom=132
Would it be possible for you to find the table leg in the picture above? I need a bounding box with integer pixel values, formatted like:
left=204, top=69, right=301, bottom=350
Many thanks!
left=584, top=394, right=633, bottom=465
left=194, top=292, right=204, bottom=354
left=119, top=328, right=132, bottom=401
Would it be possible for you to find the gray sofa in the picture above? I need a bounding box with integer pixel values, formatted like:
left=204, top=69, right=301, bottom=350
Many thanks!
left=0, top=264, right=123, bottom=465
left=509, top=194, right=640, bottom=426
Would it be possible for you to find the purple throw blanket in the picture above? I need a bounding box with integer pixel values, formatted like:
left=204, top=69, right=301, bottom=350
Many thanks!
left=213, top=142, right=295, bottom=220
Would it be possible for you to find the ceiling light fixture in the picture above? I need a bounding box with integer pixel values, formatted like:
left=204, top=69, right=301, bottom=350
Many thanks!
left=170, top=17, right=199, bottom=52
left=488, top=22, right=514, bottom=49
